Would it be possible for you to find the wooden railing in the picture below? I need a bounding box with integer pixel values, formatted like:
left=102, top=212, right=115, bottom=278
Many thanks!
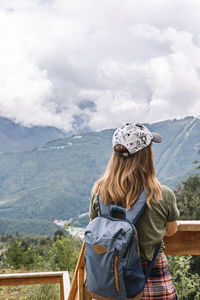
left=0, top=271, right=70, bottom=300
left=68, top=220, right=200, bottom=300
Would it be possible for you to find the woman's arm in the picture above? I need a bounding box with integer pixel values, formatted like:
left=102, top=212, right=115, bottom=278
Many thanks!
left=165, top=220, right=179, bottom=237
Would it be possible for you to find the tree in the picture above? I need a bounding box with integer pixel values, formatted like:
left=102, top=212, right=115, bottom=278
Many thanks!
left=4, top=240, right=24, bottom=269
left=168, top=256, right=200, bottom=300
left=53, top=229, right=66, bottom=241
left=175, top=174, right=200, bottom=220
left=48, top=235, right=82, bottom=272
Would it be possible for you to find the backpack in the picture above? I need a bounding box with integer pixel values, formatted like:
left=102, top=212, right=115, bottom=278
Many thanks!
left=84, top=190, right=161, bottom=300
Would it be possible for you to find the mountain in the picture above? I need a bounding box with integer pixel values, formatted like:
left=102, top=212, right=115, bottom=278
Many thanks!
left=144, top=116, right=200, bottom=185
left=0, top=116, right=199, bottom=233
left=0, top=117, right=66, bottom=152
left=0, top=218, right=60, bottom=236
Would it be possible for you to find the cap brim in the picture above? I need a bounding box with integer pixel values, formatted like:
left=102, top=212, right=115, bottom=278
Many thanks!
left=152, top=132, right=162, bottom=143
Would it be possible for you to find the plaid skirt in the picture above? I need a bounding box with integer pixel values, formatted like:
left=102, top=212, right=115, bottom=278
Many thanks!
left=141, top=253, right=178, bottom=300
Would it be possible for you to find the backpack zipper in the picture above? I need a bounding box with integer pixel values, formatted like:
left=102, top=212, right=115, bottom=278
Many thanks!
left=114, top=255, right=120, bottom=292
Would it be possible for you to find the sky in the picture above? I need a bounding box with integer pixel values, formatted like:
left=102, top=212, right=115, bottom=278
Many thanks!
left=0, top=0, right=200, bottom=133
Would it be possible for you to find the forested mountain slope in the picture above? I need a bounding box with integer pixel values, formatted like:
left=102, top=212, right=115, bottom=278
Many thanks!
left=0, top=116, right=199, bottom=232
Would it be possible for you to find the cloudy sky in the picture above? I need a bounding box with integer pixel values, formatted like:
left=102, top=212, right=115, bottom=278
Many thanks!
left=0, top=0, right=200, bottom=133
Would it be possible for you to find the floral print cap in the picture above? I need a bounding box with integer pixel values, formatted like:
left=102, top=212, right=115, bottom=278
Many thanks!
left=112, top=123, right=162, bottom=154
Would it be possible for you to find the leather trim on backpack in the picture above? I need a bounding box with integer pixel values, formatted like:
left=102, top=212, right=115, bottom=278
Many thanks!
left=114, top=255, right=120, bottom=292
left=92, top=243, right=108, bottom=254
left=89, top=291, right=117, bottom=300
left=89, top=290, right=144, bottom=300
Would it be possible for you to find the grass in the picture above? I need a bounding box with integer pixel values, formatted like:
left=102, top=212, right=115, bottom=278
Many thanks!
left=0, top=284, right=60, bottom=300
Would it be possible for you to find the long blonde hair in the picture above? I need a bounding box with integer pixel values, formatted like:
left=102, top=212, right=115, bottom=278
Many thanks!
left=93, top=143, right=162, bottom=209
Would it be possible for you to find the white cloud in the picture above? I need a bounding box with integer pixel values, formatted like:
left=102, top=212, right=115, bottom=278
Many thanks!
left=0, top=0, right=200, bottom=132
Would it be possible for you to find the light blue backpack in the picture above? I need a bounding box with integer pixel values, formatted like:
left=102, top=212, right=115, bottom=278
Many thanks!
left=84, top=191, right=161, bottom=299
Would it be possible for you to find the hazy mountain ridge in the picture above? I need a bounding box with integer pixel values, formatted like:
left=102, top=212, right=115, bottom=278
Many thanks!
left=0, top=116, right=199, bottom=234
left=145, top=117, right=200, bottom=184
left=0, top=117, right=67, bottom=152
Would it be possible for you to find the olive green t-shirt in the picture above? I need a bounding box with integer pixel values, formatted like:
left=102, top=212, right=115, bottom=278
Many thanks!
left=89, top=185, right=179, bottom=262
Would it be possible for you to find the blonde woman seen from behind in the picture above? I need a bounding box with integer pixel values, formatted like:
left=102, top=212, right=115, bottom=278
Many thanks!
left=89, top=122, right=179, bottom=300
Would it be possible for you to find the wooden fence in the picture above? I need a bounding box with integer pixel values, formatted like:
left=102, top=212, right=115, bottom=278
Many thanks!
left=0, top=271, right=70, bottom=300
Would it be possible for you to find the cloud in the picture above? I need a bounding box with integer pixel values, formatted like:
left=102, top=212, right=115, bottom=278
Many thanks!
left=0, top=0, right=200, bottom=132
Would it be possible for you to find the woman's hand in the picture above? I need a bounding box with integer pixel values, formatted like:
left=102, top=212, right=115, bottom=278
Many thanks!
left=165, top=220, right=179, bottom=237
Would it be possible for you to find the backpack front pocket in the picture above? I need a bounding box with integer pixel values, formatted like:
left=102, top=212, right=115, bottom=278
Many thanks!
left=85, top=242, right=126, bottom=299
left=123, top=258, right=146, bottom=298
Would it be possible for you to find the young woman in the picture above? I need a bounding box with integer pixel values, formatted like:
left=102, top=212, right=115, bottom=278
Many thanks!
left=89, top=122, right=179, bottom=300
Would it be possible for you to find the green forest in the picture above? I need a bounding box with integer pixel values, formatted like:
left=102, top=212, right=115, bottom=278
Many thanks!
left=0, top=229, right=82, bottom=299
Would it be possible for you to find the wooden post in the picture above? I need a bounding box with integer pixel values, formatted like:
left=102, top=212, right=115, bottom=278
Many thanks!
left=68, top=243, right=85, bottom=300
left=59, top=272, right=70, bottom=300
left=60, top=277, right=65, bottom=300
left=77, top=268, right=84, bottom=300
left=63, top=272, right=70, bottom=300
